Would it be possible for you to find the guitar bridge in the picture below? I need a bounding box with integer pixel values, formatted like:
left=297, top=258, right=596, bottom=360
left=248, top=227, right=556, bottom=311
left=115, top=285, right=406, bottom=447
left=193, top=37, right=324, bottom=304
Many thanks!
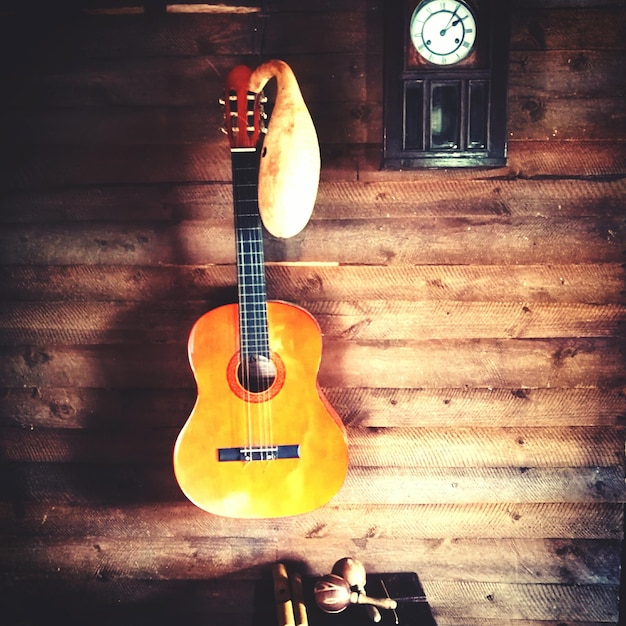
left=218, top=445, right=300, bottom=462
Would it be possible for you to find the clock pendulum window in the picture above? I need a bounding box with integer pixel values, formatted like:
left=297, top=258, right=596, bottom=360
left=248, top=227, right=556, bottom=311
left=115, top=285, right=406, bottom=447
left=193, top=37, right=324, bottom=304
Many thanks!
left=383, top=0, right=511, bottom=168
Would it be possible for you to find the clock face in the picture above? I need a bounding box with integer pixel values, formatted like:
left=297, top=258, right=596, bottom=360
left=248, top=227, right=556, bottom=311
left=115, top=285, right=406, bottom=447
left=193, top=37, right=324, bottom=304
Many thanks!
left=410, top=0, right=477, bottom=65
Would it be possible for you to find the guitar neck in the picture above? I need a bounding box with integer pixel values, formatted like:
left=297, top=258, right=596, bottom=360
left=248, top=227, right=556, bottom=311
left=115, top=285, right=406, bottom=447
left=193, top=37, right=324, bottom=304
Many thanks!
left=231, top=147, right=270, bottom=359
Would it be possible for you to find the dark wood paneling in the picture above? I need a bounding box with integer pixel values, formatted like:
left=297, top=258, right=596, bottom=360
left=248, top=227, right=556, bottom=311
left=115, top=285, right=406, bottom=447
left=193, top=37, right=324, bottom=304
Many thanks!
left=0, top=1, right=624, bottom=625
left=1, top=386, right=624, bottom=429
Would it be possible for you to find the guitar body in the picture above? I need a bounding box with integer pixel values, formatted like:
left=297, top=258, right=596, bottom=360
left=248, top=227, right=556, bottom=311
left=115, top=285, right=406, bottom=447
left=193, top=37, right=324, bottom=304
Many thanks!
left=174, top=300, right=348, bottom=518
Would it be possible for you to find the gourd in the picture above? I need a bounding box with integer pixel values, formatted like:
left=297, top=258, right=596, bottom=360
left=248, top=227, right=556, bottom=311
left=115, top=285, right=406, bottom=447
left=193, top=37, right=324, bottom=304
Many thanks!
left=249, top=60, right=320, bottom=239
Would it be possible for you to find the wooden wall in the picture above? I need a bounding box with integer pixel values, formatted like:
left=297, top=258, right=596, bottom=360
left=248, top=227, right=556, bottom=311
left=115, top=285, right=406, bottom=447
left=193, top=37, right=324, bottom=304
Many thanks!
left=1, top=1, right=625, bottom=625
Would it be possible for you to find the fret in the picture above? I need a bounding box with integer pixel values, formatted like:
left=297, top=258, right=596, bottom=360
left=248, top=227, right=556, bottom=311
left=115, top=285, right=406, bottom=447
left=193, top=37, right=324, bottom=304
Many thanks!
left=231, top=149, right=270, bottom=359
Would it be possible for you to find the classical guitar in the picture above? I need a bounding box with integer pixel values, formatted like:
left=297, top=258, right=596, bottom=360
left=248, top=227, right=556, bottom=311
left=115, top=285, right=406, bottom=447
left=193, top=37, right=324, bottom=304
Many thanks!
left=173, top=65, right=348, bottom=518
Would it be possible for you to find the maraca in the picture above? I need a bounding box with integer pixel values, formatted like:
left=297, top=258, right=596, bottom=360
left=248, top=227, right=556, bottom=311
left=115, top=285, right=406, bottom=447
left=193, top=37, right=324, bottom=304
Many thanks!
left=313, top=574, right=398, bottom=613
left=332, top=557, right=381, bottom=622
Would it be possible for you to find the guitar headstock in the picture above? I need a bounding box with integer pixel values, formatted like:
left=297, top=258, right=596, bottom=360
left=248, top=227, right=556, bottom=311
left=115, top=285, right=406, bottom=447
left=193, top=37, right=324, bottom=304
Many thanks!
left=220, top=65, right=266, bottom=149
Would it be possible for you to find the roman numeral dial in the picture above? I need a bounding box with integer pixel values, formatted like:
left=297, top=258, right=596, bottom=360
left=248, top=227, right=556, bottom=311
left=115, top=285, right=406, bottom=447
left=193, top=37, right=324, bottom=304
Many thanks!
left=409, top=0, right=477, bottom=65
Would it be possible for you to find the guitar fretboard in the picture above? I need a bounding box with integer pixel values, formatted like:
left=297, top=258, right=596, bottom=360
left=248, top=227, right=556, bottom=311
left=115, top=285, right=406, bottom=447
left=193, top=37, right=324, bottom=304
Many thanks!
left=232, top=148, right=270, bottom=359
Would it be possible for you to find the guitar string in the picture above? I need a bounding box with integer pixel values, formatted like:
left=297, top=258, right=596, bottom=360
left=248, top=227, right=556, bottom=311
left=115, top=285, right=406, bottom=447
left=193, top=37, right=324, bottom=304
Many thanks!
left=236, top=147, right=274, bottom=463
left=256, top=166, right=274, bottom=463
left=250, top=190, right=272, bottom=462
left=252, top=223, right=270, bottom=461
left=254, top=1, right=274, bottom=465
left=249, top=91, right=274, bottom=463
left=234, top=158, right=253, bottom=463
left=249, top=206, right=273, bottom=462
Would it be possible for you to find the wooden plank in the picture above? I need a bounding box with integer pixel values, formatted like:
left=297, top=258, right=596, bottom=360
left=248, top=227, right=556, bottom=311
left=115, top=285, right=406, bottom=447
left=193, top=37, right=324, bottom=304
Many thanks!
left=305, top=179, right=626, bottom=219
left=2, top=105, right=223, bottom=145
left=1, top=7, right=624, bottom=63
left=0, top=387, right=196, bottom=429
left=4, top=96, right=624, bottom=147
left=1, top=55, right=372, bottom=108
left=359, top=141, right=626, bottom=181
left=436, top=620, right=611, bottom=626
left=0, top=13, right=261, bottom=62
left=337, top=466, right=626, bottom=504
left=0, top=144, right=232, bottom=189
left=2, top=179, right=625, bottom=223
left=1, top=386, right=623, bottom=430
left=508, top=50, right=626, bottom=99
left=0, top=536, right=276, bottom=581
left=2, top=426, right=622, bottom=469
left=0, top=300, right=623, bottom=345
left=0, top=0, right=265, bottom=11
left=515, top=0, right=624, bottom=7
left=437, top=615, right=615, bottom=626
left=0, top=536, right=618, bottom=586
left=266, top=0, right=381, bottom=11
left=425, top=581, right=619, bottom=622
left=319, top=338, right=625, bottom=389
left=0, top=216, right=624, bottom=266
left=4, top=87, right=624, bottom=150
left=3, top=99, right=625, bottom=149
left=2, top=142, right=625, bottom=189
left=4, top=53, right=625, bottom=143
left=1, top=264, right=623, bottom=305
left=289, top=538, right=621, bottom=586
left=347, top=427, right=625, bottom=469
left=0, top=578, right=261, bottom=626
left=3, top=463, right=623, bottom=505
left=0, top=577, right=616, bottom=626
left=312, top=301, right=626, bottom=340
left=0, top=337, right=622, bottom=389
left=3, top=48, right=622, bottom=138
left=508, top=96, right=626, bottom=141
left=329, top=387, right=626, bottom=428
left=2, top=57, right=242, bottom=108
left=1, top=501, right=621, bottom=540
left=510, top=7, right=626, bottom=51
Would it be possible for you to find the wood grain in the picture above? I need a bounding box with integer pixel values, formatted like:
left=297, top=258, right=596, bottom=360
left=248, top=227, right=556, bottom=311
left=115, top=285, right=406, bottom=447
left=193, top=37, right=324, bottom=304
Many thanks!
left=0, top=579, right=617, bottom=625
left=2, top=179, right=625, bottom=223
left=0, top=501, right=621, bottom=540
left=4, top=463, right=623, bottom=505
left=2, top=426, right=623, bottom=469
left=1, top=264, right=623, bottom=304
left=0, top=536, right=618, bottom=585
left=0, top=300, right=623, bottom=345
left=0, top=1, right=624, bottom=624
left=1, top=216, right=624, bottom=265
left=0, top=337, right=622, bottom=389
left=2, top=386, right=623, bottom=429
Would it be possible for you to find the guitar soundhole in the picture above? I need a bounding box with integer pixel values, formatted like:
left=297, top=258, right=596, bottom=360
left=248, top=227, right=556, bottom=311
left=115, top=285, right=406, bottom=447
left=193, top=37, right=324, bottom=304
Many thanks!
left=237, top=355, right=277, bottom=393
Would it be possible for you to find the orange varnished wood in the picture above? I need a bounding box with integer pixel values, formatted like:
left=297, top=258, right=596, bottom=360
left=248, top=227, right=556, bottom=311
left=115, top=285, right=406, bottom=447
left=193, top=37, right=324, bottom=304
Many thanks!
left=173, top=300, right=348, bottom=518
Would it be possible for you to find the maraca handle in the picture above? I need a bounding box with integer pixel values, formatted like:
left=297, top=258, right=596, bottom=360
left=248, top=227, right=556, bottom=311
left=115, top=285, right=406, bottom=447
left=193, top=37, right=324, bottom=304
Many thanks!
left=351, top=591, right=398, bottom=610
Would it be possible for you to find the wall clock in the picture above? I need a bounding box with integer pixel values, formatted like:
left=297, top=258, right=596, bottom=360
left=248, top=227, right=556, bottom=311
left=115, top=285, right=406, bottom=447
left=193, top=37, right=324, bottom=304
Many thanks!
left=409, top=0, right=477, bottom=66
left=383, top=0, right=511, bottom=168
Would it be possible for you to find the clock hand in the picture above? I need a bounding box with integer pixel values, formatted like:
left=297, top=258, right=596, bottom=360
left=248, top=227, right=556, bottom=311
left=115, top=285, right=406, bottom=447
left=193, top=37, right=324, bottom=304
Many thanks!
left=440, top=6, right=460, bottom=36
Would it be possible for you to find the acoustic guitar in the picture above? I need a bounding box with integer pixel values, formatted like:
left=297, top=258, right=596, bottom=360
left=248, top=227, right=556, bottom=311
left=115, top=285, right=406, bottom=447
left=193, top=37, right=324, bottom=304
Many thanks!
left=173, top=65, right=348, bottom=518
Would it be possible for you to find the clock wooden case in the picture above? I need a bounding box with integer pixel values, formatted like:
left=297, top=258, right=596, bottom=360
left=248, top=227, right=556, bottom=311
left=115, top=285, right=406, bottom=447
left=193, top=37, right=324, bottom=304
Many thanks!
left=383, top=0, right=511, bottom=168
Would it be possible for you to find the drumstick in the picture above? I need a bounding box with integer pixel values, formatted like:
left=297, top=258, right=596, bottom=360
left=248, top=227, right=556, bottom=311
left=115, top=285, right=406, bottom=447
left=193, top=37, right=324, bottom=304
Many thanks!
left=273, top=563, right=295, bottom=626
left=290, top=571, right=309, bottom=626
